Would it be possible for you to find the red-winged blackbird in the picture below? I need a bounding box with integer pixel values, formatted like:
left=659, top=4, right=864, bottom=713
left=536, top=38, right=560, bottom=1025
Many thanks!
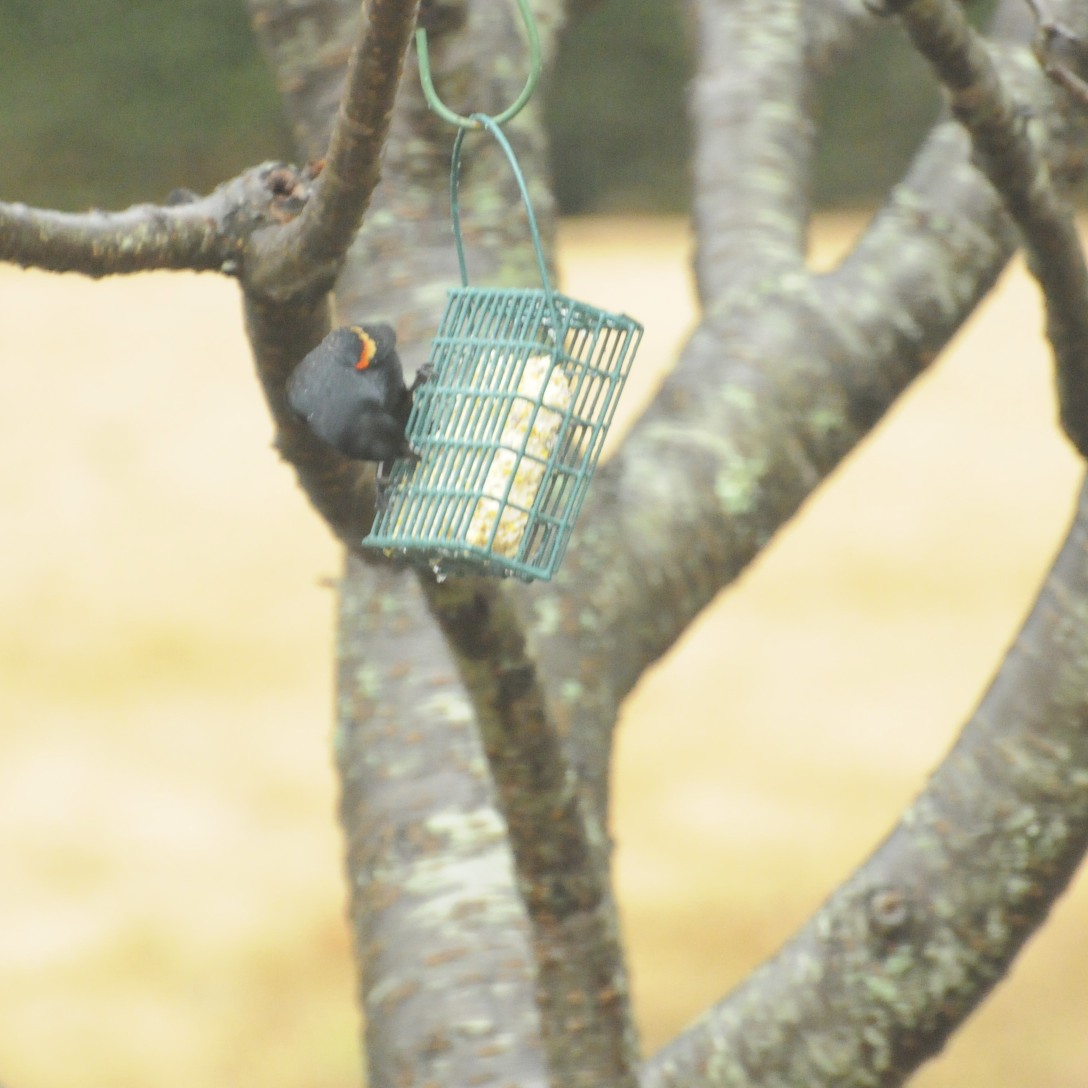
left=286, top=324, right=424, bottom=466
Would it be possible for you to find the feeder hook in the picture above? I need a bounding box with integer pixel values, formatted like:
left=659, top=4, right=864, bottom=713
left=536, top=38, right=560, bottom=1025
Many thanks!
left=416, top=0, right=542, bottom=129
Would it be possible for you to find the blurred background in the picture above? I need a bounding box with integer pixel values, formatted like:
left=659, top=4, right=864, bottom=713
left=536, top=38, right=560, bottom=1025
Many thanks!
left=2, top=1, right=1087, bottom=1086
left=0, top=0, right=995, bottom=215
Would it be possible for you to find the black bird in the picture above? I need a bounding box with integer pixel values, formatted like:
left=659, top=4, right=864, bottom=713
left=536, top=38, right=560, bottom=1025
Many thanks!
left=286, top=324, right=425, bottom=468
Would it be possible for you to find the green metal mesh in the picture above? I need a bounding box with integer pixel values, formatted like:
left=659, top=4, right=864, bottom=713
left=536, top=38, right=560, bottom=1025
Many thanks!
left=362, top=113, right=642, bottom=580
left=362, top=286, right=642, bottom=580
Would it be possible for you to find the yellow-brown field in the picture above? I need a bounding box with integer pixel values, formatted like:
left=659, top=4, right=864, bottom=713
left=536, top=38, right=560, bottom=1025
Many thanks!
left=1, top=215, right=1085, bottom=1086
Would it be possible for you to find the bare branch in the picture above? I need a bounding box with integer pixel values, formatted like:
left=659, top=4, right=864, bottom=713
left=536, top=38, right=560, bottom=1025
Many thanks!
left=642, top=474, right=1088, bottom=1088
left=0, top=1, right=417, bottom=304
left=0, top=198, right=234, bottom=278
left=234, top=0, right=1088, bottom=1083
left=423, top=575, right=640, bottom=1088
left=307, top=0, right=420, bottom=258
left=688, top=0, right=811, bottom=304
left=520, top=1, right=1088, bottom=1076
left=886, top=0, right=1088, bottom=457
left=0, top=164, right=306, bottom=278
left=246, top=0, right=422, bottom=302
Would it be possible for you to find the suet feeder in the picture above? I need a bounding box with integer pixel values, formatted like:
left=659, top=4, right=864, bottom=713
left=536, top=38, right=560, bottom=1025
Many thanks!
left=362, top=13, right=642, bottom=582
left=363, top=117, right=642, bottom=581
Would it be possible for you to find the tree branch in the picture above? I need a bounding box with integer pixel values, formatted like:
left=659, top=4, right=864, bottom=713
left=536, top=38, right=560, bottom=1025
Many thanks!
left=306, top=0, right=420, bottom=260
left=1, top=0, right=417, bottom=308
left=239, top=0, right=425, bottom=546
left=884, top=0, right=1088, bottom=458
left=265, top=2, right=629, bottom=1083
left=641, top=473, right=1088, bottom=1088
left=326, top=1, right=643, bottom=1076
left=1030, top=1, right=1088, bottom=105
left=423, top=575, right=639, bottom=1088
left=688, top=0, right=811, bottom=304
left=246, top=0, right=422, bottom=302
left=336, top=556, right=553, bottom=1088
left=523, top=1, right=1088, bottom=1079
left=0, top=164, right=305, bottom=278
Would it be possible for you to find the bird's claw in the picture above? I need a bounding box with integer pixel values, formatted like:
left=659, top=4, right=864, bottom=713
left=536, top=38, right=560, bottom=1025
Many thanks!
left=375, top=463, right=393, bottom=511
left=410, top=362, right=436, bottom=393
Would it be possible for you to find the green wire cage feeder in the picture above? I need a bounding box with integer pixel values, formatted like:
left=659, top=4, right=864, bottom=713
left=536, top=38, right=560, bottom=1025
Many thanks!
left=363, top=115, right=642, bottom=582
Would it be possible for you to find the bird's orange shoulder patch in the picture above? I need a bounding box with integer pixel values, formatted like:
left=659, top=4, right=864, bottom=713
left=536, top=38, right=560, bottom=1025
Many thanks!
left=350, top=326, right=376, bottom=370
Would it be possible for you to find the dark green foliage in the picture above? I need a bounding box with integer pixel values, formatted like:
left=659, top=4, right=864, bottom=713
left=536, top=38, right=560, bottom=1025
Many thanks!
left=0, top=0, right=292, bottom=210
left=546, top=0, right=941, bottom=213
left=544, top=0, right=693, bottom=214
left=0, top=0, right=1004, bottom=214
left=812, top=24, right=942, bottom=207
left=546, top=0, right=1001, bottom=212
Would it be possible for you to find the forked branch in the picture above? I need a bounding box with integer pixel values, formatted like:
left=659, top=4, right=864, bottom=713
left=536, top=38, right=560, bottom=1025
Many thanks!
left=2, top=0, right=420, bottom=318
left=886, top=0, right=1088, bottom=458
left=0, top=165, right=308, bottom=278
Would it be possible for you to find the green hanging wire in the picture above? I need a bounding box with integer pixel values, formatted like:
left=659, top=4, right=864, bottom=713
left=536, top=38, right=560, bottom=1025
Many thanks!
left=416, top=0, right=542, bottom=129
left=450, top=115, right=551, bottom=289
left=362, top=0, right=645, bottom=582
